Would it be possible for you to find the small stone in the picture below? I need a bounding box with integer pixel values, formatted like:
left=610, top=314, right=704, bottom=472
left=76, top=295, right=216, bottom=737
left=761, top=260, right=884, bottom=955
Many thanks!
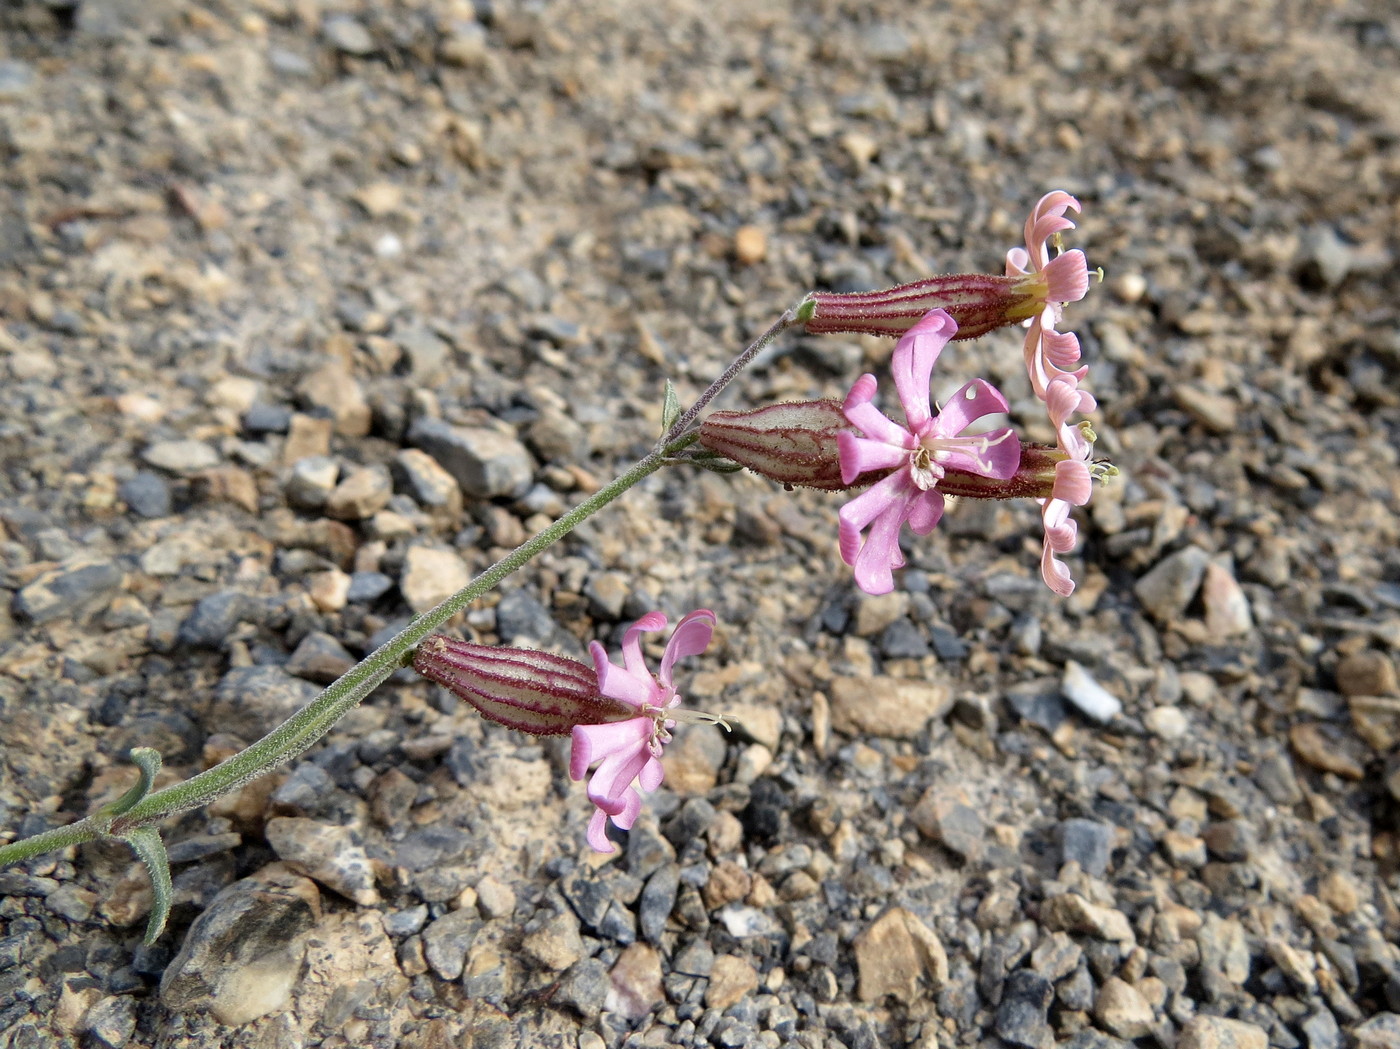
left=1350, top=696, right=1400, bottom=750
left=285, top=631, right=356, bottom=683
left=0, top=59, right=36, bottom=101
left=1061, top=661, right=1123, bottom=722
left=475, top=875, right=516, bottom=920
left=1134, top=546, right=1210, bottom=622
left=1289, top=722, right=1366, bottom=779
left=638, top=865, right=679, bottom=944
left=285, top=456, right=340, bottom=509
left=297, top=361, right=371, bottom=437
left=733, top=225, right=767, bottom=265
left=264, top=818, right=379, bottom=906
left=1266, top=937, right=1317, bottom=995
left=177, top=590, right=253, bottom=649
left=555, top=957, right=610, bottom=1019
left=1177, top=1016, right=1268, bottom=1049
left=347, top=571, right=394, bottom=604
left=829, top=676, right=952, bottom=738
left=211, top=666, right=319, bottom=740
left=853, top=907, right=948, bottom=1004
left=1040, top=894, right=1135, bottom=943
left=243, top=402, right=292, bottom=435
left=323, top=14, right=375, bottom=55
left=1202, top=561, right=1253, bottom=637
left=306, top=569, right=350, bottom=613
left=583, top=571, right=630, bottom=620
left=1058, top=819, right=1115, bottom=877
left=14, top=560, right=123, bottom=624
left=408, top=417, right=534, bottom=500
left=1352, top=1014, right=1400, bottom=1049
left=521, top=910, right=585, bottom=972
left=852, top=592, right=909, bottom=636
left=1340, top=650, right=1399, bottom=698
left=352, top=181, right=402, bottom=218
left=1145, top=706, right=1189, bottom=739
left=1318, top=871, right=1360, bottom=915
left=1162, top=830, right=1207, bottom=868
left=80, top=994, right=137, bottom=1048
left=910, top=791, right=985, bottom=862
left=160, top=867, right=321, bottom=1025
left=494, top=586, right=556, bottom=642
left=421, top=909, right=480, bottom=980
left=325, top=465, right=392, bottom=521
left=606, top=943, right=665, bottom=1021
left=391, top=449, right=462, bottom=511
left=142, top=439, right=220, bottom=475
left=46, top=884, right=98, bottom=922
left=1173, top=384, right=1237, bottom=434
left=283, top=414, right=334, bottom=464
left=119, top=471, right=172, bottom=518
left=995, top=969, right=1055, bottom=1049
left=1202, top=820, right=1255, bottom=862
left=706, top=955, right=760, bottom=1010
left=1301, top=1009, right=1341, bottom=1049
left=1094, top=977, right=1154, bottom=1039
left=1030, top=931, right=1082, bottom=983
left=399, top=546, right=472, bottom=613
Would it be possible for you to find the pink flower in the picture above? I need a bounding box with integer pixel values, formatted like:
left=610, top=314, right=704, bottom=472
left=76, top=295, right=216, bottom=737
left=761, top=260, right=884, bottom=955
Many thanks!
left=571, top=610, right=717, bottom=853
left=836, top=309, right=1020, bottom=595
left=1005, top=191, right=1093, bottom=413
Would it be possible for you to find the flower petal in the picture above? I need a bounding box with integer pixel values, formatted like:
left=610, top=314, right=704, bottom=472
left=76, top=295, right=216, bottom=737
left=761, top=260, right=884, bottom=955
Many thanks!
left=905, top=488, right=946, bottom=535
left=891, top=309, right=956, bottom=431
left=851, top=491, right=915, bottom=595
left=587, top=743, right=651, bottom=816
left=1043, top=249, right=1089, bottom=305
left=589, top=641, right=655, bottom=708
left=570, top=718, right=651, bottom=782
left=1052, top=459, right=1093, bottom=506
left=930, top=378, right=1010, bottom=437
left=838, top=472, right=914, bottom=567
left=586, top=808, right=615, bottom=853
left=659, top=609, right=715, bottom=687
left=843, top=374, right=911, bottom=448
left=619, top=612, right=667, bottom=678
left=838, top=431, right=907, bottom=485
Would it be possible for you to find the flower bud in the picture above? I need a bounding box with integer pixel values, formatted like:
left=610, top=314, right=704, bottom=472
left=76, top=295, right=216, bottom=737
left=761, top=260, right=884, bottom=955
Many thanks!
left=414, top=635, right=633, bottom=736
left=800, top=273, right=1042, bottom=340
left=698, top=399, right=850, bottom=490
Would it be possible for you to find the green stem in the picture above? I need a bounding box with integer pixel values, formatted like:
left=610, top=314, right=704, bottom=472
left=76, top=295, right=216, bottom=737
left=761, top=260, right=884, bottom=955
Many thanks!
left=0, top=440, right=689, bottom=867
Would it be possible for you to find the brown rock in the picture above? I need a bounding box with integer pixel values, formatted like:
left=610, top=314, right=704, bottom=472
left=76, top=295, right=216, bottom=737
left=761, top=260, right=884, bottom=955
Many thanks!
left=1178, top=1016, right=1268, bottom=1049
left=829, top=676, right=952, bottom=739
left=1094, top=976, right=1155, bottom=1039
left=705, top=955, right=759, bottom=1011
left=399, top=546, right=471, bottom=613
left=853, top=907, right=949, bottom=1003
left=606, top=943, right=664, bottom=1021
left=1289, top=722, right=1366, bottom=779
left=703, top=861, right=752, bottom=910
left=1336, top=650, right=1397, bottom=697
left=325, top=465, right=393, bottom=521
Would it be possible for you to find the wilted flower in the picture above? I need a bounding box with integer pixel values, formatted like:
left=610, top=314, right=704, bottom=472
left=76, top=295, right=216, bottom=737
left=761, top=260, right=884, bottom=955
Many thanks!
left=836, top=309, right=1019, bottom=595
left=572, top=610, right=718, bottom=853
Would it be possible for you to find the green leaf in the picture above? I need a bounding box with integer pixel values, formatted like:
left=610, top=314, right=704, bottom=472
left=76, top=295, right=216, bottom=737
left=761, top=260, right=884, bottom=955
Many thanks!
left=103, top=748, right=163, bottom=818
left=122, top=828, right=173, bottom=945
left=660, top=380, right=681, bottom=434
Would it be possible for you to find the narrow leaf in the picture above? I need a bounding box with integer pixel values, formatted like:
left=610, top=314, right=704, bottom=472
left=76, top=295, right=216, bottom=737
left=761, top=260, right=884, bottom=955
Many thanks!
left=103, top=748, right=163, bottom=818
left=660, top=380, right=681, bottom=434
left=122, top=828, right=173, bottom=945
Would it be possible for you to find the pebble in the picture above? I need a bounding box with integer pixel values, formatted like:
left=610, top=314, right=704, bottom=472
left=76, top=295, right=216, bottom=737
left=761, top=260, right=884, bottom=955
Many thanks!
left=1040, top=894, right=1135, bottom=943
left=1202, top=561, right=1253, bottom=637
left=1134, top=546, right=1210, bottom=622
left=828, top=676, right=953, bottom=738
left=324, top=465, right=393, bottom=521
left=1061, top=661, right=1123, bottom=722
left=285, top=631, right=356, bottom=683
left=297, top=361, right=371, bottom=437
left=0, top=59, right=35, bottom=100
left=910, top=792, right=985, bottom=862
left=210, top=666, right=319, bottom=743
left=606, top=943, right=664, bottom=1021
left=177, top=590, right=253, bottom=649
left=285, top=455, right=340, bottom=509
left=13, top=560, right=123, bottom=624
left=494, top=586, right=556, bottom=642
left=555, top=957, right=610, bottom=1019
left=306, top=569, right=350, bottom=613
left=421, top=909, right=481, bottom=980
left=391, top=449, right=462, bottom=511
left=81, top=994, right=138, bottom=1049
left=703, top=954, right=759, bottom=1011
left=347, top=571, right=394, bottom=604
left=407, top=417, right=535, bottom=500
left=1145, top=705, right=1189, bottom=739
left=521, top=910, right=585, bottom=972
left=1336, top=650, right=1397, bottom=697
left=118, top=471, right=172, bottom=518
left=638, top=865, right=680, bottom=944
left=1058, top=819, right=1115, bottom=877
left=1094, top=976, right=1155, bottom=1039
left=322, top=14, right=376, bottom=56
left=1178, top=1016, right=1269, bottom=1049
left=995, top=969, right=1055, bottom=1049
left=852, top=907, right=948, bottom=1004
left=399, top=546, right=472, bottom=614
left=141, top=439, right=220, bottom=475
left=1289, top=722, right=1366, bottom=780
left=160, top=868, right=321, bottom=1025
left=1352, top=1014, right=1400, bottom=1049
left=264, top=818, right=379, bottom=905
left=1030, top=931, right=1082, bottom=983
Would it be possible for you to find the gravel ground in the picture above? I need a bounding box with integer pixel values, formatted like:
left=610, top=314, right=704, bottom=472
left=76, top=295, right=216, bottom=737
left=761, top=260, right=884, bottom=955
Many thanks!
left=2, top=1, right=1399, bottom=1047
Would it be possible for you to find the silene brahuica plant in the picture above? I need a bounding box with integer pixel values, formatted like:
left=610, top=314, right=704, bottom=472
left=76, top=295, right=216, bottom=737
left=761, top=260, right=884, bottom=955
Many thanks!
left=0, top=192, right=1113, bottom=942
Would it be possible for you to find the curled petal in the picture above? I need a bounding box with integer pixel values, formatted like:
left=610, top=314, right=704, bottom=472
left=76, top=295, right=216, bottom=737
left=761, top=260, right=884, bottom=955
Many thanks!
left=659, top=609, right=715, bottom=688
left=1043, top=250, right=1089, bottom=306
left=1052, top=458, right=1094, bottom=506
left=929, top=378, right=1011, bottom=437
left=844, top=374, right=910, bottom=448
left=904, top=489, right=946, bottom=535
left=838, top=431, right=907, bottom=485
left=570, top=718, right=652, bottom=783
left=1039, top=498, right=1081, bottom=596
left=839, top=472, right=915, bottom=567
left=933, top=426, right=1022, bottom=479
left=619, top=612, right=667, bottom=679
left=584, top=738, right=652, bottom=816
left=849, top=490, right=915, bottom=595
left=1023, top=191, right=1082, bottom=270
left=589, top=640, right=656, bottom=708
left=891, top=309, right=956, bottom=431
left=586, top=809, right=615, bottom=853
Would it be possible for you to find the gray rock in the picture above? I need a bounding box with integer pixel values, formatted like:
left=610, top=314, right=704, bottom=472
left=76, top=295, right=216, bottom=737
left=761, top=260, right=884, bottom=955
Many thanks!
left=1057, top=960, right=1096, bottom=1011
left=322, top=15, right=375, bottom=56
left=325, top=465, right=392, bottom=521
left=1006, top=680, right=1067, bottom=732
left=45, top=883, right=96, bottom=921
left=392, top=325, right=450, bottom=378
left=80, top=994, right=137, bottom=1049
left=1134, top=546, right=1210, bottom=622
left=161, top=869, right=321, bottom=1025
left=391, top=449, right=461, bottom=509
left=1030, top=931, right=1082, bottom=983
left=560, top=868, right=614, bottom=930
left=555, top=957, right=611, bottom=1019
left=995, top=969, right=1055, bottom=1049
left=13, top=560, right=123, bottom=623
left=242, top=402, right=292, bottom=435
left=494, top=587, right=555, bottom=643
left=1301, top=1008, right=1341, bottom=1049
left=211, top=666, right=319, bottom=739
left=1353, top=1014, right=1400, bottom=1049
left=347, top=571, right=394, bottom=603
left=270, top=763, right=335, bottom=815
left=421, top=908, right=481, bottom=980
left=408, top=416, right=534, bottom=500
left=284, top=630, right=356, bottom=684
left=879, top=618, right=929, bottom=659
left=263, top=818, right=379, bottom=905
left=382, top=905, right=428, bottom=937
left=267, top=48, right=314, bottom=78
left=119, top=471, right=172, bottom=518
left=141, top=439, right=220, bottom=475
left=285, top=455, right=340, bottom=509
left=639, top=864, right=680, bottom=944
left=177, top=590, right=253, bottom=649
left=1059, top=819, right=1115, bottom=877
